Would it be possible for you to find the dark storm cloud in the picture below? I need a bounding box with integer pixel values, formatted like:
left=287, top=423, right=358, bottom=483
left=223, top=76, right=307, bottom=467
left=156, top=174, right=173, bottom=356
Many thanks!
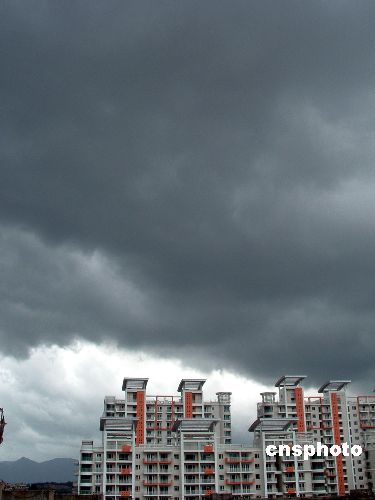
left=1, top=0, right=375, bottom=385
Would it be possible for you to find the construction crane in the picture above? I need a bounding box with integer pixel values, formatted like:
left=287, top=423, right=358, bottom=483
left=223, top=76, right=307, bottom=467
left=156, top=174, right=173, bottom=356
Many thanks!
left=0, top=408, right=5, bottom=444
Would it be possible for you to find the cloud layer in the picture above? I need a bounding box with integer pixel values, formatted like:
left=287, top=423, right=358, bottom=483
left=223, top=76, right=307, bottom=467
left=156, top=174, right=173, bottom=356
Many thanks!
left=1, top=0, right=375, bottom=394
left=0, top=342, right=269, bottom=460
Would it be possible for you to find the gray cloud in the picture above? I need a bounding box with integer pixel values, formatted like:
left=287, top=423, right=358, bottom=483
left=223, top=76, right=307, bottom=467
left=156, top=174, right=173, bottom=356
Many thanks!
left=1, top=0, right=375, bottom=386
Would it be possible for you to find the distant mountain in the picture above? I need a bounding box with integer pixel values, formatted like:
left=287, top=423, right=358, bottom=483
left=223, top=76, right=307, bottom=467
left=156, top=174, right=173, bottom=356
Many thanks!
left=0, top=457, right=75, bottom=483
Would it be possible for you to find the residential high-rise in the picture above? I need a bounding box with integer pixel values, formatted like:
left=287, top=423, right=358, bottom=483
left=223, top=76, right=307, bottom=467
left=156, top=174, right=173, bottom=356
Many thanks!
left=76, top=375, right=375, bottom=499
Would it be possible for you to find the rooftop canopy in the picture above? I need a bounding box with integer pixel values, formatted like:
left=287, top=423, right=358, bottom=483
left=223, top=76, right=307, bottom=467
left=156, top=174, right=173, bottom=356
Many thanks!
left=100, top=417, right=137, bottom=431
left=275, top=375, right=307, bottom=387
left=122, top=378, right=149, bottom=391
left=177, top=379, right=206, bottom=392
left=172, top=418, right=218, bottom=433
left=318, top=380, right=351, bottom=393
left=249, top=417, right=297, bottom=432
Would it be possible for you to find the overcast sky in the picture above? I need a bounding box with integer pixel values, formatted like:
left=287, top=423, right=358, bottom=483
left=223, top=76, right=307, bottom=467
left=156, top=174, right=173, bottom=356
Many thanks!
left=1, top=0, right=375, bottom=461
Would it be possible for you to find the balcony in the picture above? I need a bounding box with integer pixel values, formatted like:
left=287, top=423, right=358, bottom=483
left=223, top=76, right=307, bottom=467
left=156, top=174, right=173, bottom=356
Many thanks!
left=120, top=468, right=131, bottom=475
left=203, top=468, right=215, bottom=475
left=226, top=480, right=242, bottom=486
left=201, top=478, right=215, bottom=484
left=203, top=445, right=214, bottom=453
left=143, top=481, right=172, bottom=487
left=225, top=478, right=254, bottom=485
left=325, top=471, right=336, bottom=477
left=143, top=481, right=158, bottom=487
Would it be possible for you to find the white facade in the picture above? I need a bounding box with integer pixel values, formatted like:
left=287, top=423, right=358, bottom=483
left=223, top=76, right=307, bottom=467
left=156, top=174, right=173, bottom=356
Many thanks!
left=77, top=376, right=375, bottom=498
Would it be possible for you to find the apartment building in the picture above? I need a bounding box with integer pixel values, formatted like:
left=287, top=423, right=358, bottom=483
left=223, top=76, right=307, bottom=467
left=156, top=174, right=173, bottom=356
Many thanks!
left=252, top=376, right=375, bottom=497
left=77, top=375, right=375, bottom=499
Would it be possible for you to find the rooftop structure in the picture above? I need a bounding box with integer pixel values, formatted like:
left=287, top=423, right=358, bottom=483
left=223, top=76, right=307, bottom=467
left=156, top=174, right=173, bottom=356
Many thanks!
left=318, top=380, right=351, bottom=393
left=275, top=375, right=307, bottom=387
left=77, top=375, right=375, bottom=499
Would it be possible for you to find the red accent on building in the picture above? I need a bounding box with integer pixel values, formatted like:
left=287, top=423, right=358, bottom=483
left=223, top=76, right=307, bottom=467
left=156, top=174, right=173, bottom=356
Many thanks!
left=331, top=392, right=345, bottom=496
left=204, top=468, right=215, bottom=475
left=120, top=468, right=131, bottom=475
left=136, top=390, right=145, bottom=445
left=294, top=387, right=305, bottom=432
left=185, top=391, right=193, bottom=418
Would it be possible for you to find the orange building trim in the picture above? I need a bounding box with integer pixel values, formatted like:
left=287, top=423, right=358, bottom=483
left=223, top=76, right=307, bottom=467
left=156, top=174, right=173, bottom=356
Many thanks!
left=330, top=392, right=345, bottom=496
left=136, top=390, right=145, bottom=445
left=185, top=391, right=193, bottom=418
left=294, top=387, right=305, bottom=432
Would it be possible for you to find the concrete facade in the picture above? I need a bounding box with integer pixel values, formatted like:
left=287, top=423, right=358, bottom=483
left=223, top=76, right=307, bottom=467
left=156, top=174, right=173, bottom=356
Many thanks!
left=76, top=376, right=375, bottom=499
